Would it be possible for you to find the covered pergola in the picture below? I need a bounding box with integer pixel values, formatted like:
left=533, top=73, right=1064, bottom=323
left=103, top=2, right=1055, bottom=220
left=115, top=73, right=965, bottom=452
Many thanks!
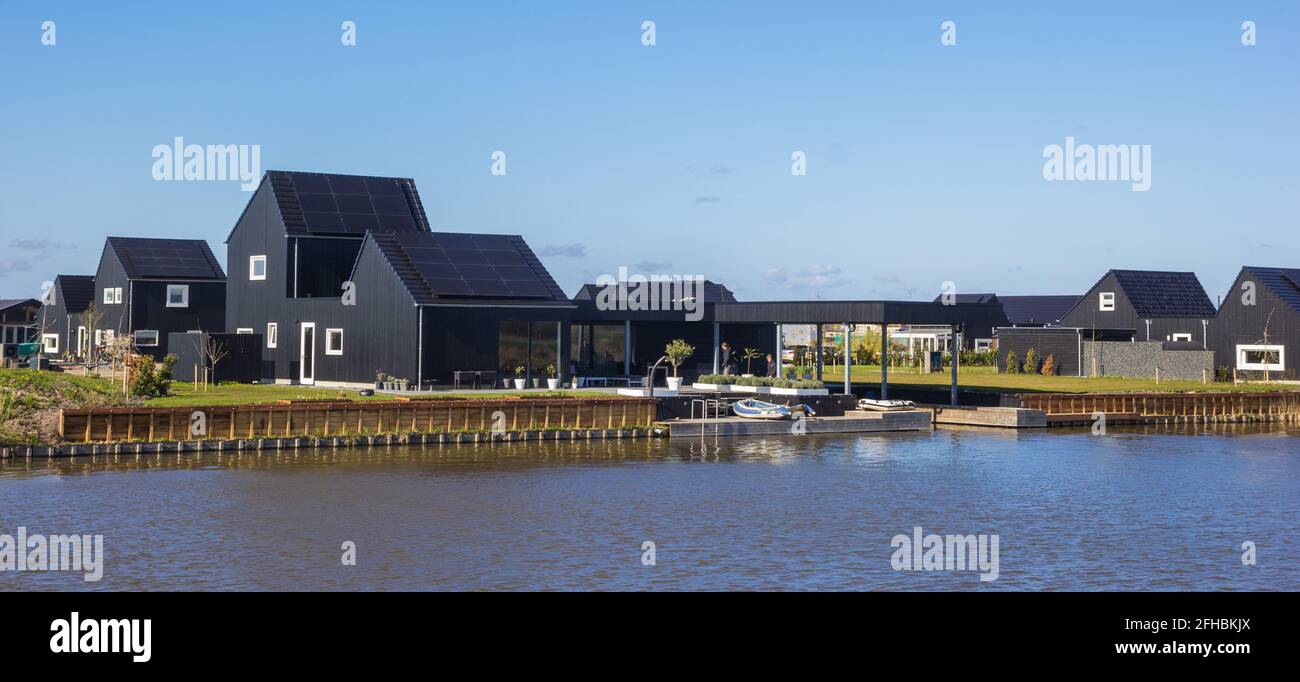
left=711, top=300, right=1007, bottom=405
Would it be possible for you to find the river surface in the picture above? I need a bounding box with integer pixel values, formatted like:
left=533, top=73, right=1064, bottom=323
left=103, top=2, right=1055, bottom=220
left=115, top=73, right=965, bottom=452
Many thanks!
left=2, top=425, right=1297, bottom=591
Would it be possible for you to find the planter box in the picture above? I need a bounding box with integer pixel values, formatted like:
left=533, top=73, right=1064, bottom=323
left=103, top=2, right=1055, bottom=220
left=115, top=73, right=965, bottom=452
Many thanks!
left=617, top=387, right=676, bottom=397
left=692, top=383, right=728, bottom=391
left=769, top=387, right=829, bottom=396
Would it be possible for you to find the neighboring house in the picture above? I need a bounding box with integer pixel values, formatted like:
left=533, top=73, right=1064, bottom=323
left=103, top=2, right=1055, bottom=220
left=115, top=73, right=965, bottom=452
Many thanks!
left=226, top=170, right=574, bottom=387
left=38, top=274, right=95, bottom=359
left=1209, top=266, right=1300, bottom=379
left=1059, top=270, right=1216, bottom=346
left=1, top=299, right=41, bottom=365
left=997, top=295, right=1081, bottom=327
left=927, top=293, right=1008, bottom=350
left=93, top=237, right=227, bottom=359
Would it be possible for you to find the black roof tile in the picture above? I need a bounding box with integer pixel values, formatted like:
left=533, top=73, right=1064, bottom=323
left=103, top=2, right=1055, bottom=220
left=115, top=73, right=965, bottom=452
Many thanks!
left=1110, top=270, right=1215, bottom=318
left=106, top=238, right=226, bottom=280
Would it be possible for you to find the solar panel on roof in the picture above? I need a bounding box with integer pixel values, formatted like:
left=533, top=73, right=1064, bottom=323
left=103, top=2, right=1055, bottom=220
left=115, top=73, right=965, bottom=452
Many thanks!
left=278, top=172, right=423, bottom=236
left=392, top=232, right=554, bottom=300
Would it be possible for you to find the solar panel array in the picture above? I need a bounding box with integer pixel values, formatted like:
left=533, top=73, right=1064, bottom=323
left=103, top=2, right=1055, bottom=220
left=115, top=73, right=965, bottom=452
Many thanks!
left=395, top=232, right=553, bottom=299
left=1250, top=267, right=1300, bottom=314
left=109, top=238, right=225, bottom=280
left=1112, top=270, right=1216, bottom=318
left=276, top=172, right=424, bottom=235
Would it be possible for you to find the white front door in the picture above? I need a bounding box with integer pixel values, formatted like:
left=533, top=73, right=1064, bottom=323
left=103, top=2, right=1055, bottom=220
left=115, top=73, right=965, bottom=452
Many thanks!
left=300, top=322, right=316, bottom=385
left=77, top=326, right=87, bottom=356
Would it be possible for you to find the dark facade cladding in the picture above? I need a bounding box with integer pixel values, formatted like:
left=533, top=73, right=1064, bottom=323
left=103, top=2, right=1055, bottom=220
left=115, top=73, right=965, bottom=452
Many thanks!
left=168, top=332, right=263, bottom=383
left=1208, top=266, right=1300, bottom=378
left=995, top=327, right=1085, bottom=375
left=225, top=171, right=576, bottom=387
left=92, top=238, right=227, bottom=360
left=1059, top=270, right=1215, bottom=346
left=1, top=299, right=41, bottom=364
left=37, top=275, right=94, bottom=357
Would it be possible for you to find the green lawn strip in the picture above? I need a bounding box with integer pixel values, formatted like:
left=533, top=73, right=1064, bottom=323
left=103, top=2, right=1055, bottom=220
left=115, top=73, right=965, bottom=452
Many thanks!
left=817, top=365, right=1296, bottom=394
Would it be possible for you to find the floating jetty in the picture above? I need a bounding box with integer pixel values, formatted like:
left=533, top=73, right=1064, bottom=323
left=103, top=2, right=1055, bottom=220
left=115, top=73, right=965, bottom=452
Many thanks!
left=666, top=409, right=932, bottom=437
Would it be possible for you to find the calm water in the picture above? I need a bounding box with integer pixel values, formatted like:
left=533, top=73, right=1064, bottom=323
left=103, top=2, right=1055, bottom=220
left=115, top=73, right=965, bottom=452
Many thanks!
left=2, top=425, right=1297, bottom=591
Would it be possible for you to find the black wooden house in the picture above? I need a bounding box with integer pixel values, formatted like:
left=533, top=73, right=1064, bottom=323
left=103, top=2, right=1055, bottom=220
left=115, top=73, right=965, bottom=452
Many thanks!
left=93, top=237, right=228, bottom=359
left=1059, top=270, right=1216, bottom=346
left=38, top=274, right=95, bottom=358
left=225, top=170, right=575, bottom=387
left=1208, top=266, right=1300, bottom=379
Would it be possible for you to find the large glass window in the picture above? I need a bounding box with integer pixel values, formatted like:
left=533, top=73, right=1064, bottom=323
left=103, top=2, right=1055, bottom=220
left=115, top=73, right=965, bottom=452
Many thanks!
left=498, top=321, right=529, bottom=380
left=530, top=321, right=559, bottom=380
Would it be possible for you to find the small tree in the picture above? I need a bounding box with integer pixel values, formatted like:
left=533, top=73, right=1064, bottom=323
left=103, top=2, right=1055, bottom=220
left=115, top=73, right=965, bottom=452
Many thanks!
left=1023, top=348, right=1038, bottom=375
left=202, top=337, right=230, bottom=392
left=1004, top=350, right=1020, bottom=374
left=80, top=303, right=104, bottom=369
left=742, top=347, right=760, bottom=374
left=664, top=339, right=694, bottom=377
left=1041, top=353, right=1055, bottom=376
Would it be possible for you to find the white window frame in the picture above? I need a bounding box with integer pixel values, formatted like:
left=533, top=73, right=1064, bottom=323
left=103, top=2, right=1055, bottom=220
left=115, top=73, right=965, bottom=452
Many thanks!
left=249, top=255, right=267, bottom=281
left=134, top=330, right=160, bottom=347
left=974, top=338, right=993, bottom=351
left=1099, top=292, right=1115, bottom=312
left=1236, top=344, right=1284, bottom=372
left=1170, top=333, right=1192, bottom=342
left=166, top=284, right=190, bottom=308
left=266, top=322, right=278, bottom=349
left=236, top=328, right=254, bottom=334
left=325, top=328, right=344, bottom=356
left=94, top=329, right=103, bottom=347
left=114, top=287, right=123, bottom=304
left=42, top=333, right=59, bottom=354
left=103, top=288, right=114, bottom=304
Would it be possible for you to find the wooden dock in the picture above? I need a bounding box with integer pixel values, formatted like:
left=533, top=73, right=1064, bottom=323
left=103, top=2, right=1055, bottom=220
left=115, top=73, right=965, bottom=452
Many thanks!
left=925, top=405, right=1047, bottom=428
left=666, top=409, right=932, bottom=437
left=1019, top=391, right=1300, bottom=424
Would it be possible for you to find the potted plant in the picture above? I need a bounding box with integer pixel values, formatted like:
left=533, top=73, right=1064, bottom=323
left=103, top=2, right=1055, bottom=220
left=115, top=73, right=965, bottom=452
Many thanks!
left=375, top=370, right=384, bottom=390
left=742, top=348, right=760, bottom=376
left=513, top=365, right=527, bottom=390
left=382, top=374, right=394, bottom=391
left=546, top=363, right=559, bottom=390
left=664, top=339, right=694, bottom=391
left=397, top=377, right=409, bottom=392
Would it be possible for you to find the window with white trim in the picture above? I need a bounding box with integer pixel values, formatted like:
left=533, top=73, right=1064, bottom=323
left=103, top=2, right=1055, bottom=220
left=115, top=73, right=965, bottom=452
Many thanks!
left=94, top=329, right=103, bottom=347
left=1099, top=292, right=1115, bottom=311
left=974, top=338, right=992, bottom=351
left=1236, top=344, right=1284, bottom=371
left=42, top=334, right=59, bottom=353
left=249, top=255, right=267, bottom=281
left=325, top=328, right=343, bottom=355
left=266, top=322, right=278, bottom=349
left=103, top=288, right=114, bottom=304
left=236, top=328, right=254, bottom=334
left=113, top=288, right=123, bottom=304
left=1170, top=333, right=1192, bottom=342
left=134, top=330, right=159, bottom=347
left=166, top=284, right=189, bottom=308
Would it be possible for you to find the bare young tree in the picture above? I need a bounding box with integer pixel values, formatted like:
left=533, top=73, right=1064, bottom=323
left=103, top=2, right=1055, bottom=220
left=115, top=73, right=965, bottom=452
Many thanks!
left=203, top=337, right=229, bottom=391
left=80, top=303, right=105, bottom=373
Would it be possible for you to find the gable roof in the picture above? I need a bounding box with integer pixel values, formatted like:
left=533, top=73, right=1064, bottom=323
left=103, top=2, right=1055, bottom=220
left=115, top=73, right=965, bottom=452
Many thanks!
left=366, top=231, right=571, bottom=306
left=1241, top=266, right=1300, bottom=314
left=998, top=295, right=1081, bottom=325
left=930, top=292, right=998, bottom=304
left=261, top=170, right=431, bottom=237
left=106, top=237, right=226, bottom=280
left=0, top=298, right=40, bottom=315
left=572, top=280, right=738, bottom=304
left=54, top=275, right=96, bottom=312
left=1107, top=270, right=1216, bottom=318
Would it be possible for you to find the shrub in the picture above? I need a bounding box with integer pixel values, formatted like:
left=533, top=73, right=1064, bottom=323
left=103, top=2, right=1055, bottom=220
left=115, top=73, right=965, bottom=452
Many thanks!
left=665, top=339, right=695, bottom=377
left=1041, top=353, right=1055, bottom=376
left=128, top=354, right=176, bottom=399
left=1004, top=350, right=1019, bottom=374
left=1023, top=348, right=1037, bottom=375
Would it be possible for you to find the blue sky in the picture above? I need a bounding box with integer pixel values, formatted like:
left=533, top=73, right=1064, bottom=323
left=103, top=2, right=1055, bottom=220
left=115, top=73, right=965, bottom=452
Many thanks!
left=2, top=1, right=1297, bottom=305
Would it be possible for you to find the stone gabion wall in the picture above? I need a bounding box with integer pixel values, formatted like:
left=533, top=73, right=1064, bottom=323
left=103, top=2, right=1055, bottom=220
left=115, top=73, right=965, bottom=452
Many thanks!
left=1081, top=341, right=1214, bottom=381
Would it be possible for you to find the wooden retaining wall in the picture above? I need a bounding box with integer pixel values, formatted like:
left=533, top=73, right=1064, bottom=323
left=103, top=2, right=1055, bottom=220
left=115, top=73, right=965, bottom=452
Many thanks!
left=59, top=397, right=658, bottom=444
left=1018, top=392, right=1300, bottom=423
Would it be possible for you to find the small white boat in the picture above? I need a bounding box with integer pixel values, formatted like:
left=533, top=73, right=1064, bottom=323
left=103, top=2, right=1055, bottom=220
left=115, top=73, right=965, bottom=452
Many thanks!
left=857, top=398, right=916, bottom=412
left=731, top=399, right=816, bottom=420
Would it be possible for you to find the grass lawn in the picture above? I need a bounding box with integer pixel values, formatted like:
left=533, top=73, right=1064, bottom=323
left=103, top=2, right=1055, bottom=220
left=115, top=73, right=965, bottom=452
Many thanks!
left=147, top=381, right=620, bottom=407
left=816, top=364, right=1297, bottom=394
